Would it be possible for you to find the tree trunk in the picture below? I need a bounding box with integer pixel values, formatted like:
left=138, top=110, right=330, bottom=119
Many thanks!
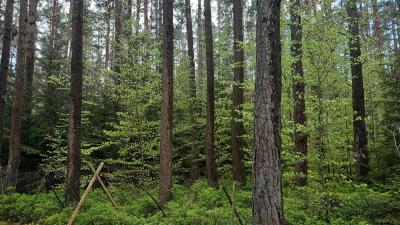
left=63, top=0, right=73, bottom=72
left=231, top=0, right=246, bottom=184
left=347, top=0, right=369, bottom=181
left=185, top=0, right=199, bottom=181
left=65, top=0, right=84, bottom=207
left=291, top=0, right=308, bottom=187
left=105, top=0, right=111, bottom=69
left=391, top=0, right=398, bottom=51
left=24, top=0, right=38, bottom=116
left=159, top=0, right=173, bottom=208
left=7, top=0, right=28, bottom=177
left=197, top=0, right=202, bottom=85
left=371, top=0, right=383, bottom=59
left=253, top=0, right=284, bottom=224
left=144, top=0, right=149, bottom=62
left=0, top=0, right=15, bottom=163
left=114, top=0, right=123, bottom=124
left=204, top=0, right=218, bottom=189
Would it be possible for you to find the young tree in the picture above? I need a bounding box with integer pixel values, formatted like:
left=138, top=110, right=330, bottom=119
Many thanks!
left=159, top=0, right=173, bottom=208
left=252, top=0, right=284, bottom=223
left=291, top=0, right=308, bottom=186
left=185, top=0, right=200, bottom=181
left=204, top=0, right=218, bottom=189
left=231, top=0, right=246, bottom=184
left=347, top=0, right=369, bottom=180
left=65, top=0, right=84, bottom=207
left=7, top=0, right=28, bottom=176
left=0, top=0, right=15, bottom=159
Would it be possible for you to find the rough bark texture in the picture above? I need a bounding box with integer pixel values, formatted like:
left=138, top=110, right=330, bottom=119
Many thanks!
left=0, top=0, right=15, bottom=163
left=63, top=0, right=73, bottom=72
left=105, top=0, right=111, bottom=69
left=204, top=0, right=218, bottom=189
left=347, top=0, right=369, bottom=180
left=232, top=0, right=246, bottom=184
left=372, top=0, right=383, bottom=54
left=291, top=0, right=308, bottom=187
left=252, top=0, right=284, bottom=224
left=197, top=0, right=202, bottom=82
left=185, top=0, right=200, bottom=181
left=159, top=0, right=173, bottom=208
left=114, top=0, right=122, bottom=124
left=24, top=0, right=38, bottom=116
left=7, top=0, right=28, bottom=176
left=65, top=0, right=83, bottom=207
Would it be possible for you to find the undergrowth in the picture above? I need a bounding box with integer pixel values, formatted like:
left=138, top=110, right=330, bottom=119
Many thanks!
left=0, top=178, right=399, bottom=224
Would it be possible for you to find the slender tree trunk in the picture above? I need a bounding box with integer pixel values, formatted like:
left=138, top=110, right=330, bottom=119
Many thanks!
left=204, top=0, right=218, bottom=189
left=391, top=0, right=398, bottom=51
left=159, top=0, right=173, bottom=208
left=0, top=0, right=15, bottom=163
left=144, top=0, right=149, bottom=62
left=291, top=0, right=308, bottom=187
left=157, top=0, right=162, bottom=74
left=136, top=0, right=141, bottom=35
left=24, top=0, right=38, bottom=116
left=253, top=0, right=284, bottom=224
left=197, top=0, right=202, bottom=85
left=50, top=0, right=58, bottom=49
left=114, top=0, right=122, bottom=124
left=231, top=0, right=246, bottom=184
left=63, top=0, right=73, bottom=72
left=347, top=0, right=369, bottom=181
left=185, top=0, right=199, bottom=181
left=65, top=0, right=84, bottom=207
left=105, top=0, right=111, bottom=69
left=7, top=0, right=28, bottom=176
left=371, top=0, right=383, bottom=59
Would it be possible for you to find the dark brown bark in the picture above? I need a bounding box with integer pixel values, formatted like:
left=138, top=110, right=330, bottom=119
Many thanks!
left=231, top=0, right=246, bottom=184
left=291, top=0, right=308, bottom=187
left=185, top=0, right=199, bottom=181
left=0, top=0, right=15, bottom=162
left=50, top=0, right=58, bottom=49
left=114, top=0, right=122, bottom=124
left=204, top=0, right=218, bottom=189
left=105, top=0, right=111, bottom=69
left=7, top=0, right=28, bottom=176
left=136, top=0, right=141, bottom=35
left=197, top=0, right=202, bottom=82
left=347, top=0, right=369, bottom=180
left=24, top=0, right=38, bottom=116
left=65, top=0, right=83, bottom=207
left=159, top=0, right=173, bottom=208
left=253, top=0, right=284, bottom=224
left=372, top=0, right=383, bottom=58
left=144, top=0, right=149, bottom=62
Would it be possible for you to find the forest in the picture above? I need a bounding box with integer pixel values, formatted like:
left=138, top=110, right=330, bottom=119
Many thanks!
left=0, top=0, right=400, bottom=224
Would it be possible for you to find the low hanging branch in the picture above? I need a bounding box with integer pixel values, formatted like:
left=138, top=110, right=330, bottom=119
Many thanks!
left=222, top=185, right=243, bottom=225
left=133, top=177, right=166, bottom=217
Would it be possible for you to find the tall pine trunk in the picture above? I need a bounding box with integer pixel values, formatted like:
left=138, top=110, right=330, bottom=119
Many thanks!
left=24, top=0, right=39, bottom=116
left=65, top=0, right=84, bottom=207
left=231, top=0, right=246, bottom=184
left=0, top=0, right=15, bottom=166
left=252, top=0, right=284, bottom=223
left=347, top=0, right=369, bottom=181
left=185, top=0, right=199, bottom=181
left=159, top=0, right=173, bottom=208
left=7, top=0, right=28, bottom=177
left=291, top=0, right=308, bottom=187
left=114, top=0, right=123, bottom=124
left=204, top=0, right=218, bottom=189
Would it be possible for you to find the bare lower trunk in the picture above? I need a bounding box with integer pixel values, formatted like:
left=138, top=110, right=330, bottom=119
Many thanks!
left=204, top=0, right=218, bottom=189
left=7, top=0, right=28, bottom=177
left=65, top=0, right=84, bottom=207
left=159, top=0, right=173, bottom=208
left=252, top=0, right=284, bottom=224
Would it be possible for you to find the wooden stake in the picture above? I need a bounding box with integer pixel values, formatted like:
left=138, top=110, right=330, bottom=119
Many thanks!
left=68, top=162, right=104, bottom=225
left=88, top=163, right=119, bottom=212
